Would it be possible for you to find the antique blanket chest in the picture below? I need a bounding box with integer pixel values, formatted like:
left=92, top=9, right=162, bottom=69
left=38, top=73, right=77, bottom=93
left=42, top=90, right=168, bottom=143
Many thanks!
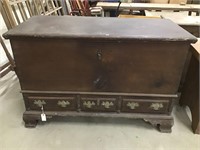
left=3, top=16, right=197, bottom=133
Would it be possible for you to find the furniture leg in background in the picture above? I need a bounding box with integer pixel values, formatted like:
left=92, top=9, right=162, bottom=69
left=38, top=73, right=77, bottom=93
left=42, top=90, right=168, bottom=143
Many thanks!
left=187, top=0, right=200, bottom=16
left=0, top=0, right=64, bottom=30
left=0, top=36, right=15, bottom=77
left=180, top=39, right=200, bottom=134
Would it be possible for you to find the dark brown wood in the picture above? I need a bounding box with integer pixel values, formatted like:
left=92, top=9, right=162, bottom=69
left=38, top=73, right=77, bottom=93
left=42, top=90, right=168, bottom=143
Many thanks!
left=121, top=98, right=170, bottom=114
left=23, top=113, right=39, bottom=128
left=145, top=118, right=174, bottom=133
left=21, top=90, right=178, bottom=97
left=1, top=61, right=10, bottom=70
left=3, top=16, right=197, bottom=133
left=8, top=39, right=192, bottom=94
left=180, top=42, right=200, bottom=134
left=23, top=110, right=173, bottom=132
left=0, top=64, right=12, bottom=77
left=3, top=16, right=197, bottom=42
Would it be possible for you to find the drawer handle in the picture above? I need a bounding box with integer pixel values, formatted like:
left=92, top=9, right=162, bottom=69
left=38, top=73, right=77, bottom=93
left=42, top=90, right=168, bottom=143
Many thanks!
left=34, top=100, right=46, bottom=107
left=150, top=103, right=163, bottom=110
left=83, top=101, right=95, bottom=108
left=101, top=101, right=114, bottom=109
left=57, top=100, right=70, bottom=107
left=127, top=102, right=139, bottom=110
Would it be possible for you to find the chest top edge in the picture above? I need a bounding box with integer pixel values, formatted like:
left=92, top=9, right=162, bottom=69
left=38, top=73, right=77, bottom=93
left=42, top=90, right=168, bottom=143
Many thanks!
left=3, top=16, right=197, bottom=43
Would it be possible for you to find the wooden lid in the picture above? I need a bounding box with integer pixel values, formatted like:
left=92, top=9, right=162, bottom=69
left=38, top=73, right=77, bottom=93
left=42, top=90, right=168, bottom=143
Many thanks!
left=3, top=16, right=197, bottom=43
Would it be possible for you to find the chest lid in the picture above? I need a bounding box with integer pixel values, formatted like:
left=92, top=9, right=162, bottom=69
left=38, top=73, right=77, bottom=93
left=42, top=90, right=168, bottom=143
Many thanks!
left=3, top=16, right=197, bottom=43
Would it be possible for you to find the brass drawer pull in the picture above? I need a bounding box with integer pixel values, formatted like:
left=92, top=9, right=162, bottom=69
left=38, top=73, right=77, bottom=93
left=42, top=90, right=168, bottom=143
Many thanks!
left=126, top=102, right=139, bottom=110
left=101, top=101, right=114, bottom=108
left=57, top=100, right=70, bottom=107
left=83, top=101, right=95, bottom=108
left=34, top=100, right=46, bottom=107
left=150, top=103, right=163, bottom=110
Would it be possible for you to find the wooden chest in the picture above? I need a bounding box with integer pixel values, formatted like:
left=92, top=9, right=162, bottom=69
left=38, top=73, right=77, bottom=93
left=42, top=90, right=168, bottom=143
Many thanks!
left=3, top=16, right=197, bottom=133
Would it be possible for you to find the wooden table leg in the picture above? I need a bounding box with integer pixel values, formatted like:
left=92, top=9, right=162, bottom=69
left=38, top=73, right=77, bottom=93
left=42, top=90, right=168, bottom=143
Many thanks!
left=180, top=50, right=200, bottom=134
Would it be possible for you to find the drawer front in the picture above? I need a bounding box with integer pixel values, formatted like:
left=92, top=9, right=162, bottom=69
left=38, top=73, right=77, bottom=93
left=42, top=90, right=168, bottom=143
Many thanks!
left=80, top=96, right=118, bottom=112
left=24, top=93, right=172, bottom=114
left=28, top=96, right=77, bottom=111
left=121, top=97, right=169, bottom=114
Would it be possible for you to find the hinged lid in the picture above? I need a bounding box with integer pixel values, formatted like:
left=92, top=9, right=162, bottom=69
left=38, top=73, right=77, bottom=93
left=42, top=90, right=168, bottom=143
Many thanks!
left=3, top=16, right=197, bottom=43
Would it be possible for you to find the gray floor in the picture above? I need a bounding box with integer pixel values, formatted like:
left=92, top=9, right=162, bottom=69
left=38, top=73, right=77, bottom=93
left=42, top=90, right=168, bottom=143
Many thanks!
left=1, top=12, right=200, bottom=150
left=1, top=72, right=200, bottom=150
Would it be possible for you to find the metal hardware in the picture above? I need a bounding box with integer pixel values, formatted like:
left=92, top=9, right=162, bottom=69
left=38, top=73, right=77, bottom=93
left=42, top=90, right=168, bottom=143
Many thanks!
left=83, top=101, right=95, bottom=108
left=101, top=101, right=114, bottom=108
left=41, top=105, right=46, bottom=121
left=97, top=50, right=102, bottom=60
left=41, top=105, right=44, bottom=113
left=34, top=100, right=46, bottom=107
left=127, top=102, right=139, bottom=110
left=57, top=100, right=70, bottom=107
left=150, top=103, right=163, bottom=110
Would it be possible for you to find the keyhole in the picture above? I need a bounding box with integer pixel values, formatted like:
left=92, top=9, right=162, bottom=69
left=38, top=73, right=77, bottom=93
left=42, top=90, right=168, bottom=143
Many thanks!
left=97, top=50, right=102, bottom=60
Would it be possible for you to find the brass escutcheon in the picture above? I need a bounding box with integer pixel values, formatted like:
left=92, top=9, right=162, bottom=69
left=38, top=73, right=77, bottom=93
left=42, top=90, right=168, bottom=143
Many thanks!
left=101, top=101, right=114, bottom=108
left=57, top=100, right=70, bottom=107
left=150, top=103, right=163, bottom=110
left=83, top=101, right=95, bottom=108
left=126, top=102, right=139, bottom=110
left=34, top=100, right=46, bottom=107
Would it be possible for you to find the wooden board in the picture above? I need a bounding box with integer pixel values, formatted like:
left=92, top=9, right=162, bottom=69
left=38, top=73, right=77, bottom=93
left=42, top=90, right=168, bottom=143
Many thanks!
left=118, top=14, right=161, bottom=18
left=150, top=0, right=169, bottom=3
left=169, top=0, right=187, bottom=4
left=179, top=38, right=200, bottom=134
left=96, top=2, right=200, bottom=11
left=145, top=11, right=200, bottom=26
left=3, top=16, right=197, bottom=42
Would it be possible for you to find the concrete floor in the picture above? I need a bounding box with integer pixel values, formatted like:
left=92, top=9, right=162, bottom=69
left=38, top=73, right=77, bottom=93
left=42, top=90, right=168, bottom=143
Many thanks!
left=1, top=72, right=200, bottom=150
left=1, top=11, right=200, bottom=150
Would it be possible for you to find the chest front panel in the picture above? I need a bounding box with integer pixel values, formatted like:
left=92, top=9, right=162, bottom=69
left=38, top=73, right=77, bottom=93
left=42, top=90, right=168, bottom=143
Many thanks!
left=11, top=38, right=188, bottom=95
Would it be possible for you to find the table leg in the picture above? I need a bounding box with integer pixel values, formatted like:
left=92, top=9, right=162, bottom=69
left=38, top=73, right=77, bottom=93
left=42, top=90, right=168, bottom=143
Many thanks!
left=180, top=54, right=200, bottom=134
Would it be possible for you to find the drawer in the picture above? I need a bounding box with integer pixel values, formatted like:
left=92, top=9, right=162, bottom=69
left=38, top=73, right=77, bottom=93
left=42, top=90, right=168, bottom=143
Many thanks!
left=27, top=96, right=77, bottom=111
left=80, top=96, right=117, bottom=112
left=121, top=97, right=170, bottom=114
